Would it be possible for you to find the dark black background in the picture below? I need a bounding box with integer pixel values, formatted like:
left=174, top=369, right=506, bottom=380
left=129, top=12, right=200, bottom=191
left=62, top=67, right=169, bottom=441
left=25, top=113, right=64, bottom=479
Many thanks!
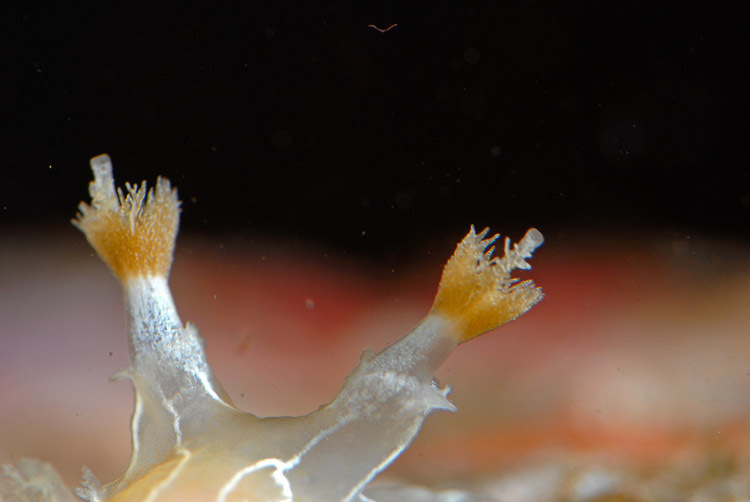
left=4, top=3, right=748, bottom=258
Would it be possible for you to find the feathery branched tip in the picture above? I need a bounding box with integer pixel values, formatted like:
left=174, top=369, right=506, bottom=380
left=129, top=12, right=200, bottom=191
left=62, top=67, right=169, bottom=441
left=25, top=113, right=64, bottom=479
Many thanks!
left=72, top=154, right=180, bottom=281
left=431, top=226, right=544, bottom=342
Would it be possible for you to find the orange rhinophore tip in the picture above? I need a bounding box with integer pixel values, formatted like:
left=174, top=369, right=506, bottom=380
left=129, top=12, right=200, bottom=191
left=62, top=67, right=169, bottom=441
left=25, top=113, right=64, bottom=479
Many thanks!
left=72, top=154, right=180, bottom=281
left=431, top=226, right=544, bottom=343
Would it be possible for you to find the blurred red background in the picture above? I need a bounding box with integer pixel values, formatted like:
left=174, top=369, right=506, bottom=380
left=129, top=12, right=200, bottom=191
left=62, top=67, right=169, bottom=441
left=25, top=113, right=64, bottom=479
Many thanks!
left=2, top=228, right=748, bottom=489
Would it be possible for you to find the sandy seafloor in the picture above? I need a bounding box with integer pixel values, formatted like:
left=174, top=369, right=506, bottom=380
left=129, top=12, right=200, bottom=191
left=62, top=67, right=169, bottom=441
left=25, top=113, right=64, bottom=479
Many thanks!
left=1, top=228, right=749, bottom=500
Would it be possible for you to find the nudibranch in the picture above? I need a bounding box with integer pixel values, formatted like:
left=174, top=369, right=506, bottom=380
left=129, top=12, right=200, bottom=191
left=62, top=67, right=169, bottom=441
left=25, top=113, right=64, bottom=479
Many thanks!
left=1, top=154, right=543, bottom=501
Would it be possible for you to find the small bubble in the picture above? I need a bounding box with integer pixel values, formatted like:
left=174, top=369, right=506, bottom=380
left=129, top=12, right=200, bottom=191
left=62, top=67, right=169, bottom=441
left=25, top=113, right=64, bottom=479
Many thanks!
left=305, top=298, right=315, bottom=310
left=395, top=192, right=413, bottom=210
left=463, top=47, right=480, bottom=64
left=434, top=88, right=449, bottom=102
left=272, top=129, right=292, bottom=150
left=490, top=145, right=501, bottom=158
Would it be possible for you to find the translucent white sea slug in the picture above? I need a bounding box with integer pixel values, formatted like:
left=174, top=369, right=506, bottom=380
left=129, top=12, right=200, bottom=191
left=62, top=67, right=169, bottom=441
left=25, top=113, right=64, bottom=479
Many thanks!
left=0, top=154, right=544, bottom=501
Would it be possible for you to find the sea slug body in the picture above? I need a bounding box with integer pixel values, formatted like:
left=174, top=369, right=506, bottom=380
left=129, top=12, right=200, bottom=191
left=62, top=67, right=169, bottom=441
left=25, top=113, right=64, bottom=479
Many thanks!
left=0, top=154, right=543, bottom=502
